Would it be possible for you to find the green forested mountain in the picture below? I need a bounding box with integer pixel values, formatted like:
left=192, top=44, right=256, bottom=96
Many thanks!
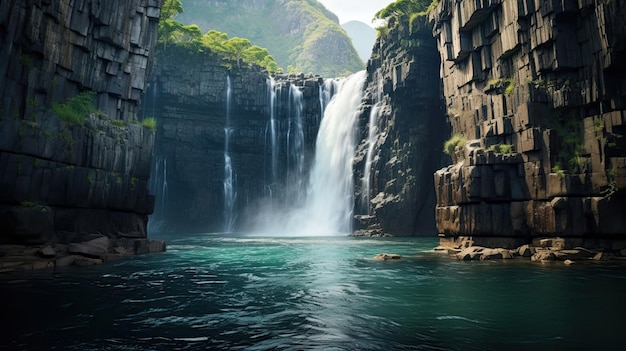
left=176, top=0, right=364, bottom=77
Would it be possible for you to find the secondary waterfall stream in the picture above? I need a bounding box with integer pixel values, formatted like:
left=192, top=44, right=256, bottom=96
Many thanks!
left=223, top=76, right=236, bottom=232
left=360, top=71, right=384, bottom=215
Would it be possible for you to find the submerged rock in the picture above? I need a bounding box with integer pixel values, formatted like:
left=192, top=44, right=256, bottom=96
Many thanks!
left=531, top=250, right=557, bottom=262
left=373, top=253, right=401, bottom=261
left=37, top=246, right=56, bottom=258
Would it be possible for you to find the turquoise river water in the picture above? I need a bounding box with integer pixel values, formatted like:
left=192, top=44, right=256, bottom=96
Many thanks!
left=1, top=233, right=625, bottom=350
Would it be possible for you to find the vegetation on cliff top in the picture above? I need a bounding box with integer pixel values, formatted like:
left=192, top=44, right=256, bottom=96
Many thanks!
left=158, top=0, right=279, bottom=73
left=174, top=0, right=363, bottom=77
left=374, top=0, right=438, bottom=37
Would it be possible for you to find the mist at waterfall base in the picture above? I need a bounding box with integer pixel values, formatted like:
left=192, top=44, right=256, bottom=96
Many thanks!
left=244, top=71, right=367, bottom=236
left=3, top=234, right=626, bottom=350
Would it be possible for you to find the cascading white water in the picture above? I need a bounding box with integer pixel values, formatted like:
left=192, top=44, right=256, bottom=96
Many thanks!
left=361, top=71, right=384, bottom=214
left=318, top=78, right=335, bottom=123
left=361, top=104, right=380, bottom=215
left=287, top=85, right=305, bottom=197
left=267, top=77, right=278, bottom=187
left=161, top=158, right=168, bottom=216
left=223, top=76, right=236, bottom=232
left=302, top=71, right=366, bottom=234
left=255, top=71, right=366, bottom=235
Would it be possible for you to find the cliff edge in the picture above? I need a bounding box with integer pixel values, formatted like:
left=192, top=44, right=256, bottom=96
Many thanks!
left=0, top=0, right=165, bottom=270
left=353, top=15, right=447, bottom=237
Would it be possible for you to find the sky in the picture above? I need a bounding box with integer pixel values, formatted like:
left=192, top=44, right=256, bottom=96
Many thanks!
left=316, top=0, right=396, bottom=27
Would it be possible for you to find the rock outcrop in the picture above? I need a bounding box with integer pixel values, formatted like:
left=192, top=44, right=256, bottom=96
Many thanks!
left=353, top=15, right=447, bottom=237
left=0, top=0, right=165, bottom=266
left=146, top=46, right=326, bottom=232
left=431, top=0, right=626, bottom=249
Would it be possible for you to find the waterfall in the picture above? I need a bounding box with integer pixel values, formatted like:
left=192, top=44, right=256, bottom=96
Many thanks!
left=255, top=71, right=366, bottom=235
left=287, top=85, right=305, bottom=198
left=151, top=80, right=158, bottom=118
left=318, top=79, right=335, bottom=121
left=267, top=77, right=278, bottom=188
left=223, top=76, right=236, bottom=232
left=361, top=72, right=384, bottom=215
left=361, top=104, right=380, bottom=215
left=304, top=71, right=366, bottom=234
left=148, top=156, right=167, bottom=232
left=161, top=158, right=168, bottom=216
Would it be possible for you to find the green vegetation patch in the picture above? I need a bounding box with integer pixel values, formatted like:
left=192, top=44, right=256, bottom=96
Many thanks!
left=52, top=91, right=99, bottom=125
left=374, top=0, right=438, bottom=37
left=142, top=117, right=157, bottom=131
left=487, top=78, right=515, bottom=95
left=443, top=134, right=467, bottom=155
left=552, top=163, right=566, bottom=178
left=158, top=0, right=279, bottom=73
left=489, top=143, right=514, bottom=154
left=110, top=119, right=126, bottom=128
left=549, top=110, right=589, bottom=174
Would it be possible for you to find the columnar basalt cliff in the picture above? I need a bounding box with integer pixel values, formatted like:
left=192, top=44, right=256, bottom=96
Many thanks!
left=353, top=16, right=446, bottom=237
left=146, top=46, right=325, bottom=232
left=0, top=0, right=164, bottom=268
left=431, top=0, right=626, bottom=250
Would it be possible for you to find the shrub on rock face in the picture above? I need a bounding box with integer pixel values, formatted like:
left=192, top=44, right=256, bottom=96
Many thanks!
left=443, top=134, right=466, bottom=156
left=141, top=117, right=157, bottom=131
left=51, top=91, right=99, bottom=125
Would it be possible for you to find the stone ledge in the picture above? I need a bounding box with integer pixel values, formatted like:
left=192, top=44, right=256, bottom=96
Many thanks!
left=0, top=236, right=165, bottom=273
left=437, top=236, right=626, bottom=263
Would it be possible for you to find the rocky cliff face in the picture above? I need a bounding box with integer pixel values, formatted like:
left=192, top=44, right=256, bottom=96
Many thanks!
left=431, top=0, right=626, bottom=249
left=0, top=0, right=164, bottom=266
left=353, top=16, right=447, bottom=237
left=146, top=46, right=325, bottom=232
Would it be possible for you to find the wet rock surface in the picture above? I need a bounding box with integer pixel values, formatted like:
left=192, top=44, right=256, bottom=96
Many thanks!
left=352, top=16, right=447, bottom=237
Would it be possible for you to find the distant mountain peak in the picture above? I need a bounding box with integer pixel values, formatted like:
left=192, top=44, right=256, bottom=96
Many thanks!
left=341, top=20, right=377, bottom=63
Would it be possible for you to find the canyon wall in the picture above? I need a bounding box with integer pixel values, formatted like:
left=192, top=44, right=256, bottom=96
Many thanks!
left=146, top=46, right=325, bottom=232
left=353, top=16, right=447, bottom=237
left=0, top=1, right=163, bottom=254
left=431, top=0, right=626, bottom=248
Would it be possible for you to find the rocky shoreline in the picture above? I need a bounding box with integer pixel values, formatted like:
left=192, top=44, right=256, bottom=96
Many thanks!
left=0, top=235, right=165, bottom=273
left=435, top=237, right=626, bottom=264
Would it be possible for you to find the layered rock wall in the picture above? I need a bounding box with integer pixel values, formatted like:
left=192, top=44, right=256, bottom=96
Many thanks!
left=146, top=46, right=325, bottom=232
left=431, top=0, right=626, bottom=248
left=0, top=0, right=162, bottom=248
left=353, top=16, right=446, bottom=236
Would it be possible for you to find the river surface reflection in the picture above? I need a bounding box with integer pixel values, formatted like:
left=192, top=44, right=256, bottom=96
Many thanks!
left=1, top=233, right=625, bottom=350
